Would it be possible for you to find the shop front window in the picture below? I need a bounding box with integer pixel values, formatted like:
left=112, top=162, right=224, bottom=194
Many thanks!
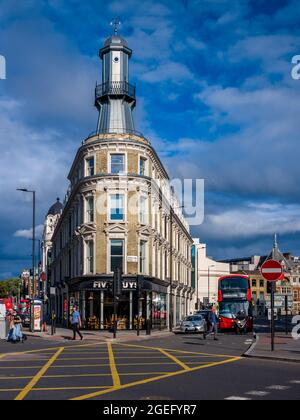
left=176, top=296, right=181, bottom=325
left=152, top=292, right=167, bottom=329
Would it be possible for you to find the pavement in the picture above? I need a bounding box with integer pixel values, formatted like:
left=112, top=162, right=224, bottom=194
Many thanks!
left=24, top=326, right=174, bottom=344
left=245, top=333, right=300, bottom=363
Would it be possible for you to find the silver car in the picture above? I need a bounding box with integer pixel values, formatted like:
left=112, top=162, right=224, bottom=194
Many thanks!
left=174, top=315, right=207, bottom=336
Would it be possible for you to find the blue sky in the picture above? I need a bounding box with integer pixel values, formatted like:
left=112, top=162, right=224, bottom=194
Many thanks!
left=0, top=0, right=299, bottom=278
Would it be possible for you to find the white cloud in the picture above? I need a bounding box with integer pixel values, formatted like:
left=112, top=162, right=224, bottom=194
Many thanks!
left=228, top=34, right=300, bottom=81
left=160, top=80, right=300, bottom=199
left=14, top=225, right=44, bottom=239
left=200, top=202, right=300, bottom=240
left=140, top=61, right=194, bottom=84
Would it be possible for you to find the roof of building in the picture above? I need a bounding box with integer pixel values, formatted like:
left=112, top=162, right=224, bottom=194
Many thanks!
left=104, top=35, right=128, bottom=47
left=47, top=198, right=63, bottom=216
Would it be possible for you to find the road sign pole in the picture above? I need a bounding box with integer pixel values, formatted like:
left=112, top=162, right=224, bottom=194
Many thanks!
left=271, top=282, right=275, bottom=351
left=285, top=294, right=288, bottom=336
left=261, top=259, right=283, bottom=353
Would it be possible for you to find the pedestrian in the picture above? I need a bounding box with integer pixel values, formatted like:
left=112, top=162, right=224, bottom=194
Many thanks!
left=70, top=306, right=83, bottom=341
left=208, top=306, right=219, bottom=341
left=6, top=309, right=16, bottom=342
left=14, top=315, right=26, bottom=343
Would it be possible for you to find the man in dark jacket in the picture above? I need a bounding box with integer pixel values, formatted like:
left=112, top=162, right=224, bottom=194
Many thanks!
left=208, top=306, right=219, bottom=341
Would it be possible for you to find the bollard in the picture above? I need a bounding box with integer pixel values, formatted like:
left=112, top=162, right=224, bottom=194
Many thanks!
left=51, top=311, right=56, bottom=336
left=146, top=319, right=151, bottom=336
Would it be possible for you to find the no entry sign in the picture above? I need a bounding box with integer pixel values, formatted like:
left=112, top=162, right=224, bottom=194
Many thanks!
left=260, top=259, right=283, bottom=282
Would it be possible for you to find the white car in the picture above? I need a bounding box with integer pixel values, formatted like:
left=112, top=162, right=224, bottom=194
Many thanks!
left=174, top=315, right=207, bottom=336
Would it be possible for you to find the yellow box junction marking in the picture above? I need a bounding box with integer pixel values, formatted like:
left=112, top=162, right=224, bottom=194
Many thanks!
left=14, top=347, right=64, bottom=401
left=0, top=341, right=242, bottom=400
left=72, top=356, right=241, bottom=400
left=158, top=348, right=190, bottom=371
left=107, top=343, right=120, bottom=388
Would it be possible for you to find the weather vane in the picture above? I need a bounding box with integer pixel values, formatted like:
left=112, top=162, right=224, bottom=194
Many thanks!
left=110, top=18, right=121, bottom=36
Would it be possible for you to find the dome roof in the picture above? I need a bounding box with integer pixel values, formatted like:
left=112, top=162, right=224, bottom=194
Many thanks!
left=47, top=198, right=63, bottom=216
left=104, top=35, right=128, bottom=48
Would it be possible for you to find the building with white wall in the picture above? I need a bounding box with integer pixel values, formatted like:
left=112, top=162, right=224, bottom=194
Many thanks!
left=193, top=239, right=230, bottom=309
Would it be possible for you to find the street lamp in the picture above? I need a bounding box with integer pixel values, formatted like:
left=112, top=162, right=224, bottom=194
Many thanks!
left=196, top=246, right=206, bottom=310
left=17, top=188, right=36, bottom=299
left=29, top=238, right=41, bottom=296
left=207, top=265, right=215, bottom=305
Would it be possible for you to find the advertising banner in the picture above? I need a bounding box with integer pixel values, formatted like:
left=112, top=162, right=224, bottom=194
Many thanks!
left=33, top=304, right=41, bottom=331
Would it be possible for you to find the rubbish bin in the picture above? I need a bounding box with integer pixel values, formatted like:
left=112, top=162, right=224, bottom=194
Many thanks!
left=0, top=304, right=7, bottom=340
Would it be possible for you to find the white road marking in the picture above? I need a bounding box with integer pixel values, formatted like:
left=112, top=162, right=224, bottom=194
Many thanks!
left=266, top=385, right=290, bottom=391
left=245, top=391, right=270, bottom=397
left=290, top=380, right=300, bottom=384
left=225, top=396, right=252, bottom=400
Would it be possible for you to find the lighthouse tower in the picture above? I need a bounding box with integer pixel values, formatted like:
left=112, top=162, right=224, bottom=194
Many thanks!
left=95, top=20, right=136, bottom=135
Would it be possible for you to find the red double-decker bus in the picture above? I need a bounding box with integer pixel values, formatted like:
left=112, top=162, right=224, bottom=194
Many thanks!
left=218, top=274, right=254, bottom=332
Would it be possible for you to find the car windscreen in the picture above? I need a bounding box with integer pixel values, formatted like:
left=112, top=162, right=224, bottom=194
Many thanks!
left=184, top=316, right=203, bottom=322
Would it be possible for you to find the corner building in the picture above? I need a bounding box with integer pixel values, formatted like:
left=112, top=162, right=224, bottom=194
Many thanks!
left=51, top=32, right=194, bottom=330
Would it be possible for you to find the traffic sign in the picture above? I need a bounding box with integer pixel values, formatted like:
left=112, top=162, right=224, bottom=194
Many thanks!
left=265, top=295, right=293, bottom=309
left=268, top=308, right=278, bottom=321
left=260, top=259, right=283, bottom=282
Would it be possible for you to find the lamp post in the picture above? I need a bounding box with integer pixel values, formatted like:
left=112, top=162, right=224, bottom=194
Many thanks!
left=196, top=246, right=206, bottom=310
left=29, top=238, right=41, bottom=296
left=17, top=188, right=36, bottom=298
left=207, top=265, right=215, bottom=305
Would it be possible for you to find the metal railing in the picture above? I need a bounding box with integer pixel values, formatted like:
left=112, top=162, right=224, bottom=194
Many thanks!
left=95, top=81, right=136, bottom=101
left=86, top=128, right=145, bottom=140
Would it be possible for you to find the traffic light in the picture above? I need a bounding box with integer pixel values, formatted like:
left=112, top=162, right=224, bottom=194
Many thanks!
left=113, top=268, right=122, bottom=297
left=137, top=275, right=144, bottom=299
left=267, top=281, right=275, bottom=294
